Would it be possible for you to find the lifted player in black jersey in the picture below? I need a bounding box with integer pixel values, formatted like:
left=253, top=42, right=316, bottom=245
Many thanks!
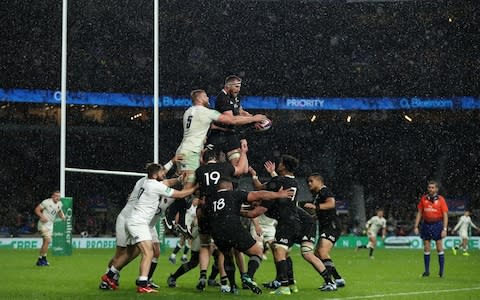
left=207, top=178, right=294, bottom=295
left=304, top=173, right=345, bottom=288
left=244, top=156, right=336, bottom=294
left=207, top=75, right=259, bottom=166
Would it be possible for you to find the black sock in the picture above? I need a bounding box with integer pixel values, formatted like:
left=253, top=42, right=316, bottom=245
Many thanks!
left=199, top=269, right=207, bottom=279
left=369, top=248, right=374, bottom=257
left=224, top=253, right=236, bottom=287
left=286, top=257, right=295, bottom=285
left=247, top=255, right=262, bottom=279
left=220, top=276, right=228, bottom=286
left=209, top=264, right=219, bottom=280
left=172, top=262, right=190, bottom=279
left=148, top=261, right=157, bottom=280
left=173, top=245, right=181, bottom=255
left=183, top=245, right=190, bottom=255
left=275, top=260, right=289, bottom=286
left=322, top=259, right=341, bottom=280
left=320, top=269, right=334, bottom=284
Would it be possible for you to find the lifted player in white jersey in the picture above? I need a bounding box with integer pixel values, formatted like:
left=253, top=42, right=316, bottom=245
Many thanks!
left=356, top=208, right=387, bottom=258
left=452, top=210, right=479, bottom=256
left=34, top=190, right=65, bottom=266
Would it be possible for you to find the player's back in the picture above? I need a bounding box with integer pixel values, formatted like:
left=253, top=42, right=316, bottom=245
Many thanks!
left=261, top=175, right=299, bottom=222
left=120, top=177, right=146, bottom=217
left=178, top=105, right=220, bottom=153
left=207, top=190, right=247, bottom=226
left=130, top=179, right=171, bottom=224
left=195, top=162, right=235, bottom=198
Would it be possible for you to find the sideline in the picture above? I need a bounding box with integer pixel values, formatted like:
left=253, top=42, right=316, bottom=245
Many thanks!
left=325, top=286, right=480, bottom=299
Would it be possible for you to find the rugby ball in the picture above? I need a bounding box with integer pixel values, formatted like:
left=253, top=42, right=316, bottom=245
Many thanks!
left=254, top=118, right=272, bottom=132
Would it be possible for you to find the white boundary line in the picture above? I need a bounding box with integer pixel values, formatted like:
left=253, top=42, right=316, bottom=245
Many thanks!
left=325, top=286, right=480, bottom=300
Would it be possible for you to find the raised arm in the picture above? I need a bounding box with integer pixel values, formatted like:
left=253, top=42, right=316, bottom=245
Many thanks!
left=249, top=166, right=266, bottom=190
left=233, top=139, right=249, bottom=176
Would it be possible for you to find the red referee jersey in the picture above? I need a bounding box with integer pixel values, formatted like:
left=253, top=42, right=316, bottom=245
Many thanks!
left=417, top=195, right=448, bottom=222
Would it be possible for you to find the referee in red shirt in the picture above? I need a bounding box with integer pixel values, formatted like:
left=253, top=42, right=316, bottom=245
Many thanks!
left=414, top=180, right=449, bottom=278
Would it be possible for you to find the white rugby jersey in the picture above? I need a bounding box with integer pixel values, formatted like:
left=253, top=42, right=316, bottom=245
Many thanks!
left=366, top=216, right=386, bottom=235
left=119, top=177, right=147, bottom=218
left=453, top=215, right=478, bottom=233
left=149, top=196, right=176, bottom=227
left=258, top=213, right=277, bottom=227
left=128, top=179, right=174, bottom=225
left=39, top=198, right=63, bottom=225
left=177, top=105, right=220, bottom=153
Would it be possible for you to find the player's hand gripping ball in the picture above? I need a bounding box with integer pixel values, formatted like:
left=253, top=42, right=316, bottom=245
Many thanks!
left=254, top=118, right=272, bottom=132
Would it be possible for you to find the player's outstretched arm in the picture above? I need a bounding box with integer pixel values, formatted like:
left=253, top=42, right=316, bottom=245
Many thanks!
left=170, top=184, right=198, bottom=199
left=217, top=113, right=266, bottom=126
left=241, top=205, right=268, bottom=219
left=247, top=186, right=294, bottom=203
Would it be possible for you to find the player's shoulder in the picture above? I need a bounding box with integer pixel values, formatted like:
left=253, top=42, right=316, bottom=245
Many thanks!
left=40, top=198, right=52, bottom=205
left=216, top=90, right=228, bottom=101
left=320, top=186, right=334, bottom=196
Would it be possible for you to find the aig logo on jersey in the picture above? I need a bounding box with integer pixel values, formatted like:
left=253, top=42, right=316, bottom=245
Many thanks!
left=277, top=238, right=289, bottom=244
left=320, top=233, right=336, bottom=242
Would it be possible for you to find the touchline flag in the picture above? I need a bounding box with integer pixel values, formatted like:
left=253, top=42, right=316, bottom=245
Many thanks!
left=52, top=197, right=73, bottom=256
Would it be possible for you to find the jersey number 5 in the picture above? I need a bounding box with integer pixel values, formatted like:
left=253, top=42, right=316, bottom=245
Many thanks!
left=186, top=115, right=193, bottom=129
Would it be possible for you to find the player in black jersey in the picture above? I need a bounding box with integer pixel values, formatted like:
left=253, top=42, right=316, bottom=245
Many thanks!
left=304, top=173, right=346, bottom=288
left=194, top=144, right=249, bottom=292
left=207, top=178, right=294, bottom=295
left=244, top=156, right=337, bottom=294
left=207, top=75, right=257, bottom=165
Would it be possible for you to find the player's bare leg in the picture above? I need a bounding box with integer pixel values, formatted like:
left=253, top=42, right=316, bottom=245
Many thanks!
left=316, top=239, right=344, bottom=287
left=135, top=240, right=157, bottom=293
left=300, top=241, right=336, bottom=291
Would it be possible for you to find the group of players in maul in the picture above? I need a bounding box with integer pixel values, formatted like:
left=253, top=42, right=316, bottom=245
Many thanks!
left=99, top=75, right=345, bottom=294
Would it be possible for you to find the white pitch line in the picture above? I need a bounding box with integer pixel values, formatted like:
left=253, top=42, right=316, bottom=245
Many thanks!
left=325, top=286, right=480, bottom=300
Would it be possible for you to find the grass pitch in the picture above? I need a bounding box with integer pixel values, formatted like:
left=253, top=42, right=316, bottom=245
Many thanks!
left=2, top=247, right=479, bottom=299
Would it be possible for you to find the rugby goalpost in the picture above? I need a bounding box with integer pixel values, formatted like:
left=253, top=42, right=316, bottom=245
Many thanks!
left=59, top=0, right=161, bottom=195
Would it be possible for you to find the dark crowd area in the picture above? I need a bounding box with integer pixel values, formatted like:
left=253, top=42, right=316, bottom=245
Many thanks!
left=0, top=106, right=479, bottom=237
left=1, top=0, right=478, bottom=97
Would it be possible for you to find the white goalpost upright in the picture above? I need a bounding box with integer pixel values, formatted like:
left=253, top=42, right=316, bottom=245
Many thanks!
left=59, top=0, right=161, bottom=197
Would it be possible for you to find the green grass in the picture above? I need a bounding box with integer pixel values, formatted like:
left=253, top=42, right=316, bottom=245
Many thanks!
left=2, top=248, right=479, bottom=299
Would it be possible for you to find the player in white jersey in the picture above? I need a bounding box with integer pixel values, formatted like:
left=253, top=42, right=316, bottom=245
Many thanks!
left=452, top=210, right=479, bottom=256
left=34, top=190, right=65, bottom=266
left=101, top=163, right=197, bottom=294
left=356, top=208, right=387, bottom=258
left=100, top=158, right=179, bottom=290
left=248, top=212, right=278, bottom=260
